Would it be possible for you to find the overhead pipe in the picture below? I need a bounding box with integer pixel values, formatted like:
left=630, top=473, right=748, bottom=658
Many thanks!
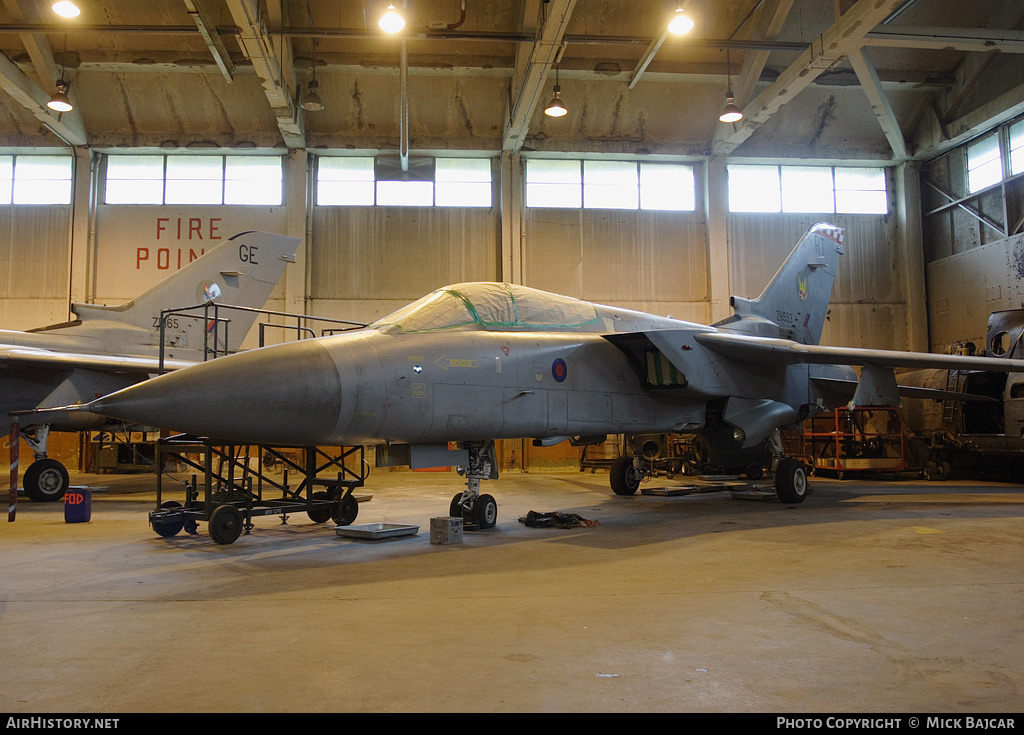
left=400, top=39, right=408, bottom=173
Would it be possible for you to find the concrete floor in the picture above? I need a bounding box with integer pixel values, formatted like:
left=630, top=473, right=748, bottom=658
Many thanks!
left=1, top=466, right=1022, bottom=713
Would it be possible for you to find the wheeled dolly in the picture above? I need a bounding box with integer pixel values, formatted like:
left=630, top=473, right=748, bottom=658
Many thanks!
left=149, top=436, right=369, bottom=545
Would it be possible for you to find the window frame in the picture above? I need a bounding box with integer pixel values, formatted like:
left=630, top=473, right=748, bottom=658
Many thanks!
left=0, top=154, right=74, bottom=205
left=315, top=156, right=494, bottom=208
left=727, top=163, right=888, bottom=215
left=524, top=158, right=697, bottom=212
left=103, top=153, right=284, bottom=206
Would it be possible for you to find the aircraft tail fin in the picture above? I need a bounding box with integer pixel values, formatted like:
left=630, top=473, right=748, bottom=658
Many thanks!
left=40, top=231, right=300, bottom=358
left=715, top=223, right=844, bottom=346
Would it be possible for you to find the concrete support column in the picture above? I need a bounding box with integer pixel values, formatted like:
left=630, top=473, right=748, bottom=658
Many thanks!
left=894, top=161, right=929, bottom=352
left=284, top=148, right=308, bottom=315
left=68, top=146, right=94, bottom=307
left=704, top=155, right=732, bottom=323
left=499, top=150, right=523, bottom=284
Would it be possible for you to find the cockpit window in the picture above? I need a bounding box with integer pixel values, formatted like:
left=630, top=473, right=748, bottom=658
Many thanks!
left=373, top=282, right=605, bottom=333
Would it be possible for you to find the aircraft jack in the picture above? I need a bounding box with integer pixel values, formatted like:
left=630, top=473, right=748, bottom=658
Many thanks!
left=149, top=436, right=371, bottom=545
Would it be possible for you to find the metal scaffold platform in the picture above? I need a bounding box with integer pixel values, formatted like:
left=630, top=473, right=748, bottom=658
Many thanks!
left=150, top=435, right=370, bottom=544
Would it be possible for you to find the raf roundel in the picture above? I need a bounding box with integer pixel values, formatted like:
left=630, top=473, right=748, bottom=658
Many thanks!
left=551, top=358, right=567, bottom=383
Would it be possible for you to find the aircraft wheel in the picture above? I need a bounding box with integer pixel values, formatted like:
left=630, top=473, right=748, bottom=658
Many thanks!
left=450, top=492, right=466, bottom=518
left=774, top=458, right=809, bottom=504
left=610, top=455, right=640, bottom=496
left=152, top=500, right=186, bottom=538
left=332, top=494, right=359, bottom=526
left=23, top=459, right=69, bottom=502
left=473, top=494, right=497, bottom=530
left=208, top=504, right=243, bottom=545
left=925, top=460, right=951, bottom=481
left=744, top=464, right=763, bottom=481
left=307, top=491, right=333, bottom=524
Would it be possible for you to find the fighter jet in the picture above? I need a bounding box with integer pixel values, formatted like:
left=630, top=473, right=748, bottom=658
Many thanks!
left=3, top=231, right=299, bottom=501
left=40, top=223, right=1024, bottom=527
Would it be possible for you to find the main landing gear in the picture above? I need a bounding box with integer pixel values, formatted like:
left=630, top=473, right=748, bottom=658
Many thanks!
left=21, top=426, right=71, bottom=502
left=609, top=430, right=811, bottom=505
left=450, top=441, right=499, bottom=530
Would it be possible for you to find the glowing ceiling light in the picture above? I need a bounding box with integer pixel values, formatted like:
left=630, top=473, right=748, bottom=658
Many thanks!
left=667, top=7, right=694, bottom=35
left=52, top=2, right=81, bottom=18
left=379, top=4, right=405, bottom=33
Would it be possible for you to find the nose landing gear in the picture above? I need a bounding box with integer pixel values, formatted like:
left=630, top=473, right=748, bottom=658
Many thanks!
left=451, top=441, right=499, bottom=530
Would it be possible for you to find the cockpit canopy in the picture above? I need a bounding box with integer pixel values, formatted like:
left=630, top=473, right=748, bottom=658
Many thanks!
left=373, top=282, right=606, bottom=333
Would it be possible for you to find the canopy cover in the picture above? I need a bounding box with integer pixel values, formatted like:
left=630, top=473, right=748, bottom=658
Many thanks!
left=374, top=283, right=605, bottom=333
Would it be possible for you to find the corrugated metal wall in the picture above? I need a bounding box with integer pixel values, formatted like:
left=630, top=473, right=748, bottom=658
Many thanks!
left=0, top=198, right=907, bottom=351
left=310, top=205, right=499, bottom=325
left=524, top=208, right=708, bottom=322
left=0, top=205, right=71, bottom=329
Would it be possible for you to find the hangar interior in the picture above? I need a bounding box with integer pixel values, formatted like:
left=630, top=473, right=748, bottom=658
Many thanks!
left=2, top=0, right=1024, bottom=714
left=3, top=0, right=1024, bottom=472
left=1, top=0, right=1023, bottom=347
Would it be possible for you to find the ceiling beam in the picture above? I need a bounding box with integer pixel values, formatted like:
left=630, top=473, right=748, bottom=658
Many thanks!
left=848, top=48, right=906, bottom=159
left=502, top=0, right=577, bottom=152
left=713, top=0, right=908, bottom=156
left=182, top=0, right=235, bottom=83
left=628, top=0, right=693, bottom=90
left=731, top=0, right=796, bottom=108
left=865, top=26, right=1024, bottom=54
left=224, top=0, right=304, bottom=149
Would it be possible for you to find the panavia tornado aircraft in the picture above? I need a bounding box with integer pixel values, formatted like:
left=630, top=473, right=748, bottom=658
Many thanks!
left=4, top=231, right=299, bottom=502
left=37, top=223, right=1024, bottom=527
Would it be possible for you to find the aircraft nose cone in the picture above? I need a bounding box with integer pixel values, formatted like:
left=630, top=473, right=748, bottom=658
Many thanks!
left=93, top=339, right=344, bottom=445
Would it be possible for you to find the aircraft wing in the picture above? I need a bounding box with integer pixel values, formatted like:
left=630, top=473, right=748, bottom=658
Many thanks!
left=808, top=376, right=996, bottom=402
left=0, top=344, right=196, bottom=373
left=693, top=332, right=1024, bottom=373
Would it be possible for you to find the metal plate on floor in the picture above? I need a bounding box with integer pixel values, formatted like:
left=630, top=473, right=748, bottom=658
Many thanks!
left=335, top=523, right=419, bottom=540
left=642, top=486, right=694, bottom=496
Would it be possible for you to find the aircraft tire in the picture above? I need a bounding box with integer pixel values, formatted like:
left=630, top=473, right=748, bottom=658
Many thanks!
left=473, top=494, right=498, bottom=529
left=208, top=504, right=243, bottom=545
left=22, top=459, right=69, bottom=502
left=450, top=493, right=466, bottom=518
left=332, top=494, right=359, bottom=526
left=774, top=458, right=809, bottom=504
left=610, top=455, right=640, bottom=496
left=152, top=500, right=186, bottom=538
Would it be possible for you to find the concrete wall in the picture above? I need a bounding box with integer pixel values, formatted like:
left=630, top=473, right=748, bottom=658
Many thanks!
left=926, top=233, right=1024, bottom=351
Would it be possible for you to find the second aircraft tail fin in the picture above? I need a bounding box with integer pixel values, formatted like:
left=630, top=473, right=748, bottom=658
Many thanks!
left=43, top=231, right=300, bottom=360
left=715, top=223, right=844, bottom=346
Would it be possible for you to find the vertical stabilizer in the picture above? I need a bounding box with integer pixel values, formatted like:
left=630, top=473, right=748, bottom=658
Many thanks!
left=42, top=231, right=300, bottom=359
left=716, top=223, right=844, bottom=346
